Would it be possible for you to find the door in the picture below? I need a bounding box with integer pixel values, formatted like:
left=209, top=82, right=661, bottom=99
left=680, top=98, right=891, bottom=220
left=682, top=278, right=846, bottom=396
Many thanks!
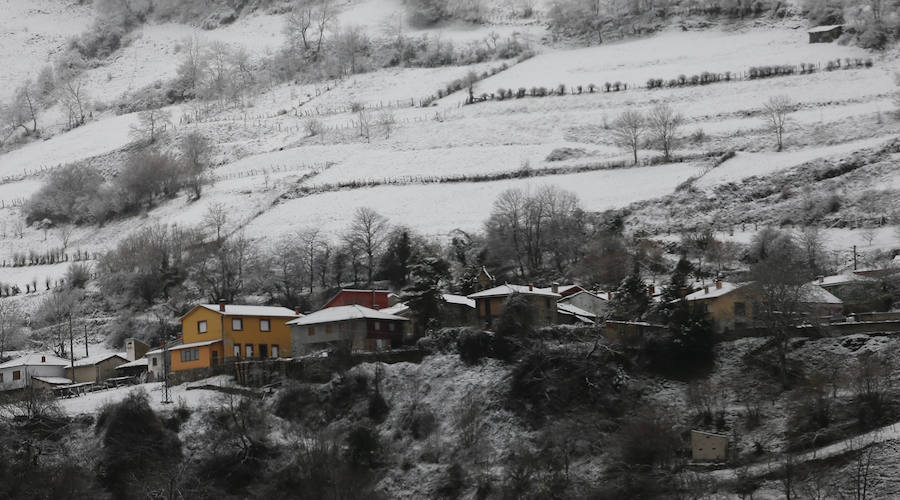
left=259, top=344, right=268, bottom=359
left=211, top=350, right=219, bottom=366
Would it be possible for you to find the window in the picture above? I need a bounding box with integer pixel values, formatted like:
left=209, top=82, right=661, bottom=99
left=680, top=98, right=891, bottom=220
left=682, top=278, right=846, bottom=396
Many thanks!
left=734, top=302, right=746, bottom=317
left=180, top=349, right=199, bottom=362
left=260, top=318, right=271, bottom=332
left=232, top=318, right=243, bottom=331
left=308, top=327, right=315, bottom=336
left=388, top=323, right=395, bottom=332
left=374, top=321, right=381, bottom=331
left=13, top=370, right=21, bottom=381
left=245, top=344, right=254, bottom=358
left=233, top=344, right=241, bottom=358
left=271, top=345, right=280, bottom=358
left=326, top=324, right=333, bottom=334
left=0, top=373, right=3, bottom=382
left=198, top=320, right=208, bottom=333
left=152, top=357, right=158, bottom=367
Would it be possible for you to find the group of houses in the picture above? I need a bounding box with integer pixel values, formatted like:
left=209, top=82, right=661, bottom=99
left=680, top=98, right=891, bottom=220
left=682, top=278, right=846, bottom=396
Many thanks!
left=2, top=262, right=895, bottom=392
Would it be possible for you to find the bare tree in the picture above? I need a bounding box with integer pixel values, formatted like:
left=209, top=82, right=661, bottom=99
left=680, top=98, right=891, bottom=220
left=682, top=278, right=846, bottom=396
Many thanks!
left=797, top=226, right=827, bottom=276
left=59, top=225, right=76, bottom=250
left=180, top=132, right=212, bottom=199
left=612, top=109, right=645, bottom=165
left=358, top=109, right=372, bottom=143
left=305, top=117, right=325, bottom=140
left=174, top=37, right=207, bottom=100
left=346, top=207, right=389, bottom=286
left=750, top=230, right=812, bottom=387
left=299, top=228, right=321, bottom=293
left=204, top=202, right=228, bottom=244
left=0, top=300, right=24, bottom=360
left=130, top=107, right=173, bottom=143
left=6, top=81, right=40, bottom=136
left=648, top=103, right=683, bottom=161
left=57, top=73, right=89, bottom=129
left=378, top=110, right=396, bottom=139
left=763, top=95, right=792, bottom=152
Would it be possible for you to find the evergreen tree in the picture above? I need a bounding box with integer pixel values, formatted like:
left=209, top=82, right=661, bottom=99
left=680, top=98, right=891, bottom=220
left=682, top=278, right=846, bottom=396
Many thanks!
left=380, top=229, right=413, bottom=288
left=610, top=263, right=650, bottom=321
left=404, top=256, right=450, bottom=334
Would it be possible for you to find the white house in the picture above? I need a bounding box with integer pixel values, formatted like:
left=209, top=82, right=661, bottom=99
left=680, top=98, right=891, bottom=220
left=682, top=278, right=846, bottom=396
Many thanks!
left=0, top=353, right=71, bottom=391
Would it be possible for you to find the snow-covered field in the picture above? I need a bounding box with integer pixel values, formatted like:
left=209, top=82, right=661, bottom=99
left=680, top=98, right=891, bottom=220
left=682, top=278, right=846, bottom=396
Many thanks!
left=0, top=20, right=896, bottom=288
left=472, top=27, right=874, bottom=92
left=0, top=0, right=92, bottom=101
left=57, top=377, right=234, bottom=416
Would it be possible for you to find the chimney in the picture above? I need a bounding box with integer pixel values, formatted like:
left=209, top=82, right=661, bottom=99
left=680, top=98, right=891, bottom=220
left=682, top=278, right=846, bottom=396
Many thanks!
left=294, top=306, right=302, bottom=315
left=529, top=283, right=534, bottom=291
left=680, top=288, right=687, bottom=297
left=551, top=282, right=559, bottom=294
left=704, top=286, right=709, bottom=294
left=817, top=275, right=824, bottom=283
left=41, top=356, right=46, bottom=363
left=219, top=299, right=226, bottom=312
left=715, top=280, right=722, bottom=290
left=648, top=284, right=656, bottom=295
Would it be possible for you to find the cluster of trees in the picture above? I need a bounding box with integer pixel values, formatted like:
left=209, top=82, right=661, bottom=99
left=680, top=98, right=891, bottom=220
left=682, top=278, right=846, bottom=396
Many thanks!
left=611, top=103, right=685, bottom=164
left=404, top=0, right=487, bottom=27
left=0, top=64, right=89, bottom=145
left=25, top=132, right=212, bottom=225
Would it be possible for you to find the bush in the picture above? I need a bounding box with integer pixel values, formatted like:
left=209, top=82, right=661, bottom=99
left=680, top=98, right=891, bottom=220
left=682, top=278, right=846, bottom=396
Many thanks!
left=858, top=23, right=890, bottom=50
left=457, top=329, right=492, bottom=365
left=25, top=165, right=104, bottom=225
left=65, top=262, right=91, bottom=289
left=95, top=390, right=182, bottom=498
left=345, top=425, right=381, bottom=468
left=617, top=409, right=680, bottom=467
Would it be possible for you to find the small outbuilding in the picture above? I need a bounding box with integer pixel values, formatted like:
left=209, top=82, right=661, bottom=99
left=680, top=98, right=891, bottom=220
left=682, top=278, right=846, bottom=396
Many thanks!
left=0, top=353, right=70, bottom=392
left=808, top=25, right=843, bottom=43
left=66, top=353, right=129, bottom=384
left=691, top=430, right=729, bottom=462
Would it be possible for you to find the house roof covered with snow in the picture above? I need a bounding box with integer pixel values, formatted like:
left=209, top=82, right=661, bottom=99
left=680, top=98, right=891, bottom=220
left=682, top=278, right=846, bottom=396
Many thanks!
left=380, top=303, right=411, bottom=316
left=559, top=290, right=608, bottom=303
left=684, top=282, right=748, bottom=301
left=799, top=283, right=843, bottom=305
left=557, top=302, right=597, bottom=322
left=72, top=352, right=128, bottom=367
left=0, top=353, right=70, bottom=369
left=442, top=294, right=476, bottom=308
left=146, top=339, right=222, bottom=355
left=286, top=305, right=409, bottom=326
left=813, top=273, right=877, bottom=287
left=32, top=376, right=74, bottom=385
left=469, top=284, right=561, bottom=299
left=807, top=24, right=842, bottom=33
left=193, top=304, right=300, bottom=318
left=115, top=358, right=149, bottom=369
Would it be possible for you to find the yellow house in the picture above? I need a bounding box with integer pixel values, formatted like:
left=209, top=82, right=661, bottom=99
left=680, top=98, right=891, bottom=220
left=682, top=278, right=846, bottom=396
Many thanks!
left=685, top=280, right=842, bottom=333
left=685, top=281, right=758, bottom=333
left=171, top=301, right=300, bottom=372
left=468, top=284, right=560, bottom=328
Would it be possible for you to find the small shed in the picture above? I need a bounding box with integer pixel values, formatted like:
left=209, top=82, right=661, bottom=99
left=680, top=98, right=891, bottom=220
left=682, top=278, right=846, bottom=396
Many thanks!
left=691, top=430, right=729, bottom=462
left=808, top=25, right=843, bottom=43
left=66, top=353, right=129, bottom=384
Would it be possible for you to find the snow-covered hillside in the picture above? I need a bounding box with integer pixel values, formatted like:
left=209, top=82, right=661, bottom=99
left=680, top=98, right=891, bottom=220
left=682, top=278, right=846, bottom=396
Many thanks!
left=0, top=5, right=897, bottom=292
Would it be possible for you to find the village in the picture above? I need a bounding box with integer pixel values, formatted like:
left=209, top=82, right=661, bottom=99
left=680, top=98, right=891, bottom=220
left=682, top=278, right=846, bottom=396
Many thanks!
left=0, top=0, right=899, bottom=497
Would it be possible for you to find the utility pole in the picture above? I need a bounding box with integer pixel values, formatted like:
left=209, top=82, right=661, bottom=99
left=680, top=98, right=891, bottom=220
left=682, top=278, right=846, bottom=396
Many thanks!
left=68, top=314, right=74, bottom=381
left=84, top=323, right=89, bottom=357
left=853, top=245, right=858, bottom=271
left=161, top=321, right=171, bottom=404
